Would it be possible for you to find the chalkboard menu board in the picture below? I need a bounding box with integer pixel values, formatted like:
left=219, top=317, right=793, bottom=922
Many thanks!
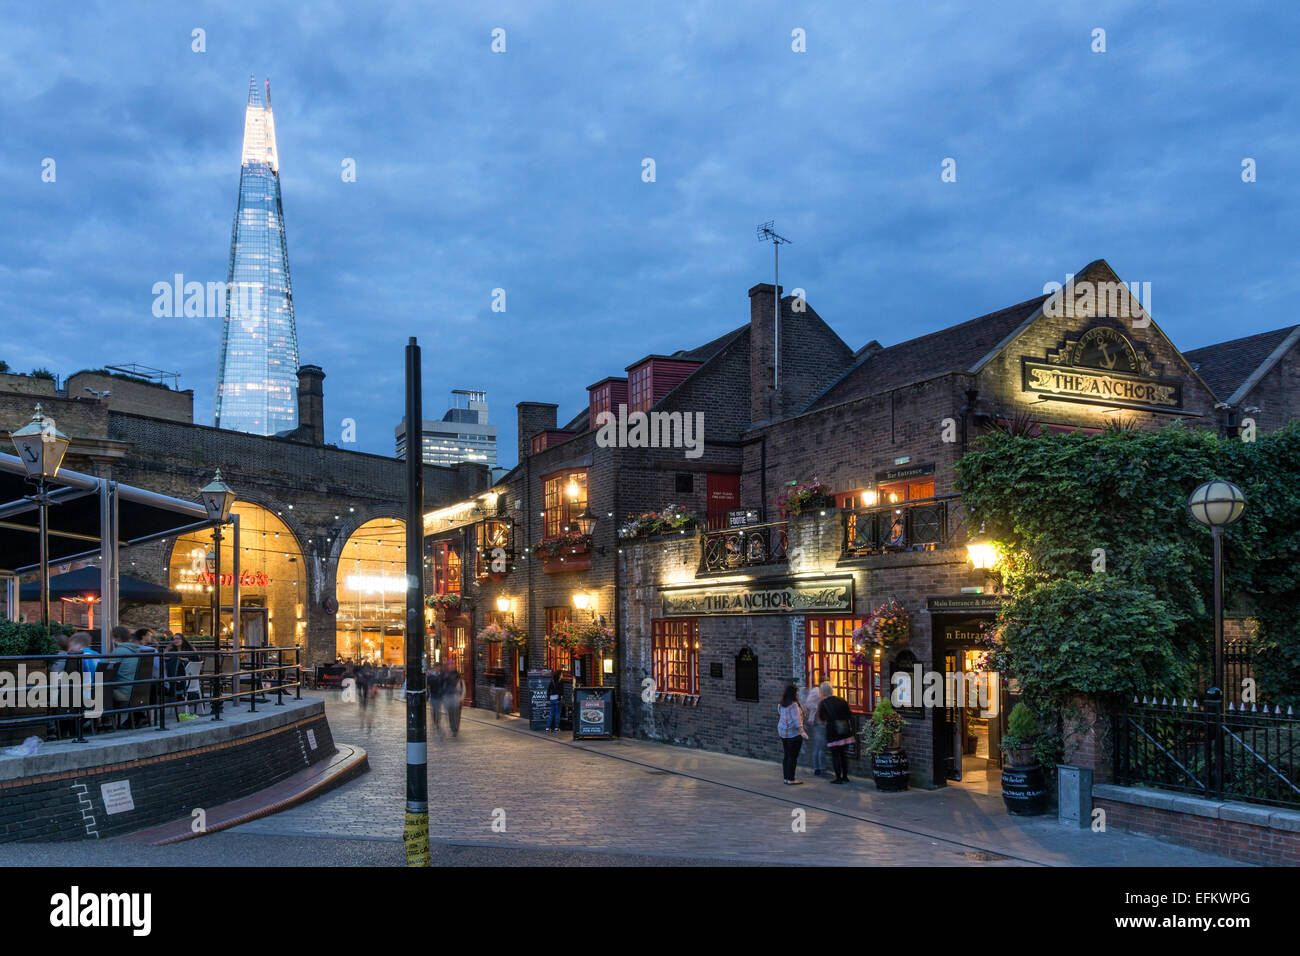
left=527, top=669, right=553, bottom=730
left=735, top=646, right=759, bottom=701
left=572, top=686, right=614, bottom=739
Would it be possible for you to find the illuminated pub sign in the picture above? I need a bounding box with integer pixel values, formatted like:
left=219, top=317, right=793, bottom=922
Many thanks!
left=199, top=570, right=269, bottom=587
left=662, top=579, right=853, bottom=616
left=1022, top=324, right=1184, bottom=412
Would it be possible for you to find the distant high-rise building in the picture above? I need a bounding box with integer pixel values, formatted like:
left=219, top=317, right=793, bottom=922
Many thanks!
left=396, top=390, right=498, bottom=467
left=214, top=77, right=300, bottom=436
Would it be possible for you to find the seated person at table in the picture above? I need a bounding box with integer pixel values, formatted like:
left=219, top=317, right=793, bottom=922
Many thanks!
left=109, top=626, right=142, bottom=704
left=67, top=632, right=101, bottom=675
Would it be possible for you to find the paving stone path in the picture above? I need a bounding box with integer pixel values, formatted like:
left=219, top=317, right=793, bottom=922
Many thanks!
left=228, top=693, right=1243, bottom=867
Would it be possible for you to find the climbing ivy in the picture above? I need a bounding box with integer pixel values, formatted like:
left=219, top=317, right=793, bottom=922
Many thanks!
left=956, top=421, right=1300, bottom=710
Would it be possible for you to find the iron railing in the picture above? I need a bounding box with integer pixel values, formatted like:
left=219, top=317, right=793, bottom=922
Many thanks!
left=700, top=520, right=788, bottom=572
left=0, top=646, right=303, bottom=746
left=841, top=494, right=968, bottom=557
left=1115, top=696, right=1300, bottom=809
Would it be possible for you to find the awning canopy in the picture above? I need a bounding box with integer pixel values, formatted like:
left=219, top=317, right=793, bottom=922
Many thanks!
left=0, top=452, right=212, bottom=575
left=18, top=566, right=182, bottom=604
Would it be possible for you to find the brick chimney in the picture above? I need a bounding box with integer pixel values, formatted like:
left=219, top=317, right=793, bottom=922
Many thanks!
left=516, top=402, right=558, bottom=461
left=296, top=365, right=325, bottom=446
left=748, top=282, right=782, bottom=425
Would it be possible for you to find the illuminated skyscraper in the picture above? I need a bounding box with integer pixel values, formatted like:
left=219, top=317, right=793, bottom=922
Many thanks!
left=214, top=77, right=300, bottom=435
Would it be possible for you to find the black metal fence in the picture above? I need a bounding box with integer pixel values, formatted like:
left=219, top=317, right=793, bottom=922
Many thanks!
left=1115, top=696, right=1300, bottom=809
left=841, top=494, right=968, bottom=557
left=0, top=646, right=302, bottom=747
left=700, top=520, right=788, bottom=572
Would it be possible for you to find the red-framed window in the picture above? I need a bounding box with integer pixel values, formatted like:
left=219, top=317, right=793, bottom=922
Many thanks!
left=431, top=541, right=461, bottom=595
left=629, top=365, right=652, bottom=413
left=835, top=489, right=866, bottom=509
left=651, top=618, right=698, bottom=695
left=475, top=520, right=510, bottom=578
left=542, top=469, right=588, bottom=539
left=545, top=606, right=571, bottom=673
left=806, top=615, right=876, bottom=714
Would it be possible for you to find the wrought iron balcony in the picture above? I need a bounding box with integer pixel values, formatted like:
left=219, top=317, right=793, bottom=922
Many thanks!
left=842, top=495, right=967, bottom=557
left=700, top=520, right=788, bottom=572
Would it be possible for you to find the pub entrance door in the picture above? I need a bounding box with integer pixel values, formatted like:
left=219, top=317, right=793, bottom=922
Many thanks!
left=446, top=623, right=474, bottom=707
left=932, top=615, right=1000, bottom=787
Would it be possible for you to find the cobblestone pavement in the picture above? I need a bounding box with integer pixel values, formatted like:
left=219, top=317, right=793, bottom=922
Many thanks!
left=227, top=693, right=1243, bottom=867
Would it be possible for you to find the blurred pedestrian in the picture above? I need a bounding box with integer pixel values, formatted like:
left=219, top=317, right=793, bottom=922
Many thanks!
left=777, top=683, right=809, bottom=785
left=427, top=663, right=444, bottom=737
left=546, top=670, right=562, bottom=732
left=356, top=662, right=375, bottom=733
left=817, top=681, right=855, bottom=784
left=445, top=666, right=464, bottom=736
left=804, top=678, right=828, bottom=777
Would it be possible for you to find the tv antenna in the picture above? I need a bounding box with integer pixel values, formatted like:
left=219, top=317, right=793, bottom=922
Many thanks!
left=756, top=222, right=791, bottom=392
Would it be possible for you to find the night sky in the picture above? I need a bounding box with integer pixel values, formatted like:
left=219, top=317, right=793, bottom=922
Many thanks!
left=3, top=1, right=1296, bottom=465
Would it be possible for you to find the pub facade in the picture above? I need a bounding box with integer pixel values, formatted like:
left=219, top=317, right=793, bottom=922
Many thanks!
left=441, top=257, right=1298, bottom=789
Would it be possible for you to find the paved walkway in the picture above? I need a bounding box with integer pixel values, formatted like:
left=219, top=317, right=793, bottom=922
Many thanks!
left=230, top=693, right=1244, bottom=866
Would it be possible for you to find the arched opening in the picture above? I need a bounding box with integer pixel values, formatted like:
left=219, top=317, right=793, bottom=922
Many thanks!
left=335, top=517, right=407, bottom=665
left=167, top=502, right=305, bottom=647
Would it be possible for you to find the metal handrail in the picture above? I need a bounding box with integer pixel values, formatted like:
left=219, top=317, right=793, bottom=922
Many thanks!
left=841, top=494, right=967, bottom=556
left=0, top=646, right=302, bottom=745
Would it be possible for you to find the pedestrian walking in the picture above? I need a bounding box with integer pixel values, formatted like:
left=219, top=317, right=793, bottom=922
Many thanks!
left=817, top=681, right=855, bottom=784
left=427, top=663, right=444, bottom=737
left=356, top=663, right=374, bottom=733
left=804, top=679, right=828, bottom=776
left=545, top=670, right=562, bottom=732
left=445, top=666, right=465, bottom=736
left=777, top=683, right=809, bottom=785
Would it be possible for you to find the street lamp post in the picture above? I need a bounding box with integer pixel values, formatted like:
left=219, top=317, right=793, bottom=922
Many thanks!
left=1188, top=479, right=1247, bottom=797
left=10, top=406, right=71, bottom=629
left=200, top=471, right=236, bottom=699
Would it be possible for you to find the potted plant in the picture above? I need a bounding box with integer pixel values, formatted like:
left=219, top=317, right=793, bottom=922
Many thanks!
left=533, top=531, right=593, bottom=557
left=618, top=504, right=700, bottom=540
left=999, top=702, right=1049, bottom=816
left=861, top=698, right=909, bottom=791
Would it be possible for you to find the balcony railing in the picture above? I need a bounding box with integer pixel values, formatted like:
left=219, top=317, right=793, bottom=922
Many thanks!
left=700, top=521, right=788, bottom=572
left=842, top=494, right=967, bottom=557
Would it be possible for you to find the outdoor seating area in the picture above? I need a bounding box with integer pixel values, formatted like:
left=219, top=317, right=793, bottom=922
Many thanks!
left=0, top=646, right=302, bottom=747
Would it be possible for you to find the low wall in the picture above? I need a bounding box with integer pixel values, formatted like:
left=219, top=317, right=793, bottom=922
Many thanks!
left=0, top=697, right=334, bottom=842
left=1093, top=784, right=1300, bottom=866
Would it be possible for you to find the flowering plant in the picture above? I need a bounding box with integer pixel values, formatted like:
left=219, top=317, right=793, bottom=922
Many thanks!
left=478, top=621, right=527, bottom=649
left=549, top=619, right=616, bottom=653
left=860, top=698, right=906, bottom=755
left=618, top=504, right=700, bottom=539
left=848, top=617, right=878, bottom=666
left=868, top=600, right=910, bottom=645
left=777, top=477, right=833, bottom=518
left=424, top=593, right=466, bottom=610
left=533, top=531, right=592, bottom=557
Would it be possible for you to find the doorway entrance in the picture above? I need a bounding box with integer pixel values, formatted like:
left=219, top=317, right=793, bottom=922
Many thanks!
left=445, top=622, right=474, bottom=706
left=932, top=614, right=1000, bottom=787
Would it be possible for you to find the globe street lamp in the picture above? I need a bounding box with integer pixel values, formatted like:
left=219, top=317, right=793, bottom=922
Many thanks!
left=1188, top=479, right=1246, bottom=798
left=10, top=406, right=71, bottom=628
left=1188, top=480, right=1246, bottom=697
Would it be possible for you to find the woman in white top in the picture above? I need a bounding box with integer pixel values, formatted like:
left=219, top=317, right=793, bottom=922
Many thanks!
left=777, top=683, right=809, bottom=784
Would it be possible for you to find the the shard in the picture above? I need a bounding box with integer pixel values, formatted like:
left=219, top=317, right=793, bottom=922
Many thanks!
left=214, top=77, right=300, bottom=435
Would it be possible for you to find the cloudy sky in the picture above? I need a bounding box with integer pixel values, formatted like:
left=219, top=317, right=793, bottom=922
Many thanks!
left=3, top=1, right=1297, bottom=465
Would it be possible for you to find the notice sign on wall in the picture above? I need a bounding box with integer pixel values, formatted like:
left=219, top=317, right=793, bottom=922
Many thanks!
left=100, top=780, right=134, bottom=815
left=662, top=579, right=852, bottom=616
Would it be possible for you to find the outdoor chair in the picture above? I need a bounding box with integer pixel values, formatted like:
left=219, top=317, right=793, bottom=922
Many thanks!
left=115, top=654, right=155, bottom=730
left=172, top=660, right=206, bottom=719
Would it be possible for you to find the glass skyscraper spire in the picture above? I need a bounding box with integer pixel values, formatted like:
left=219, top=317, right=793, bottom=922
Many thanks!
left=214, top=77, right=300, bottom=435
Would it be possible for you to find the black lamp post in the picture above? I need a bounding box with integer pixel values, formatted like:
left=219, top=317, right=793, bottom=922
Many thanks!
left=1188, top=479, right=1246, bottom=797
left=200, top=470, right=236, bottom=646
left=10, top=406, right=71, bottom=629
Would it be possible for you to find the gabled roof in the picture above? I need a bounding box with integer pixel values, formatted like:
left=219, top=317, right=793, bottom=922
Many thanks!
left=1183, top=326, right=1300, bottom=403
left=804, top=294, right=1049, bottom=412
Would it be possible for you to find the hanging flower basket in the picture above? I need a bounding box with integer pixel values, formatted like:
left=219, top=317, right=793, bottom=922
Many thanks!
left=550, top=619, right=616, bottom=654
left=618, top=504, right=700, bottom=540
left=868, top=600, right=910, bottom=645
left=425, top=593, right=469, bottom=613
left=478, top=621, right=527, bottom=649
left=777, top=478, right=833, bottom=519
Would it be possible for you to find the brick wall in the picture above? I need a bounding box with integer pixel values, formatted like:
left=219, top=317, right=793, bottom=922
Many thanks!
left=1093, top=795, right=1300, bottom=866
left=0, top=710, right=335, bottom=842
left=1237, top=339, right=1300, bottom=433
left=66, top=372, right=194, bottom=423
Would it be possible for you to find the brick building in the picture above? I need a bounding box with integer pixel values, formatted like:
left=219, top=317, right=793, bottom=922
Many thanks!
left=1, top=365, right=490, bottom=665
left=434, top=258, right=1299, bottom=791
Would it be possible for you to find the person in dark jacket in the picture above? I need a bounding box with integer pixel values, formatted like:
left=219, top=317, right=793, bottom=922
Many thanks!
left=816, top=681, right=855, bottom=783
left=545, top=670, right=562, bottom=732
left=427, top=664, right=444, bottom=737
